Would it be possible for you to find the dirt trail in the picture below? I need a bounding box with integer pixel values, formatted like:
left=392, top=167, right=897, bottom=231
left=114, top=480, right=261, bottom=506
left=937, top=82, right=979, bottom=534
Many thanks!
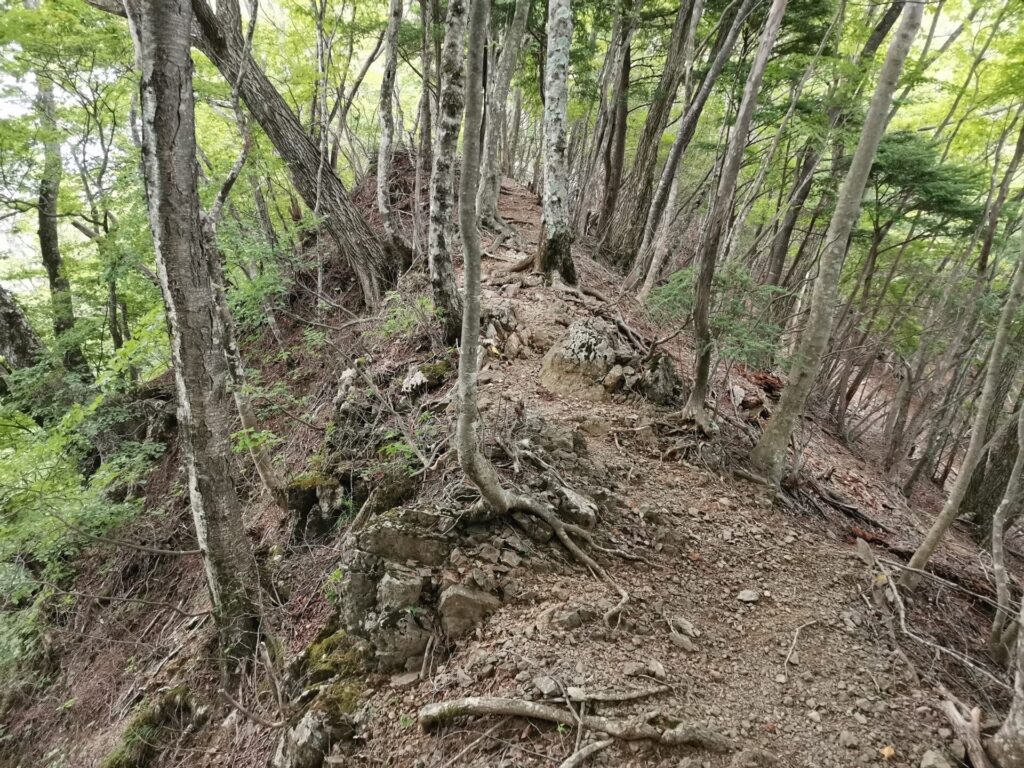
left=351, top=182, right=978, bottom=768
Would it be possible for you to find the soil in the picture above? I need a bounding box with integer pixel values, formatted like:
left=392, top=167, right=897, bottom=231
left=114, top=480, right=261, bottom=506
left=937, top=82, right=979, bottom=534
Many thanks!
left=3, top=179, right=1012, bottom=768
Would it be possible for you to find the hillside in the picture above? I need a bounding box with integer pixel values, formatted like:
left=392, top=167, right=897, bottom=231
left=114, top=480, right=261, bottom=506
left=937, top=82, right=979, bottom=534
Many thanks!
left=2, top=181, right=1009, bottom=768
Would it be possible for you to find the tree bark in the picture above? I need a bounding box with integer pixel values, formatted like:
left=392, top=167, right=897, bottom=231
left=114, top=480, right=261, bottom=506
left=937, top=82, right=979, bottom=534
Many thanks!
left=477, top=0, right=529, bottom=226
left=750, top=0, right=924, bottom=483
left=682, top=0, right=788, bottom=425
left=126, top=0, right=262, bottom=678
left=534, top=0, right=577, bottom=283
left=427, top=0, right=468, bottom=341
left=378, top=0, right=406, bottom=248
left=0, top=283, right=43, bottom=380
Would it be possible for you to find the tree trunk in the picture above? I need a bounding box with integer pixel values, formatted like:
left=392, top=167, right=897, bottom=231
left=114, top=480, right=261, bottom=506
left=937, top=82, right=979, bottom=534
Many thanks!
left=378, top=0, right=406, bottom=248
left=427, top=0, right=468, bottom=341
left=0, top=283, right=43, bottom=384
left=900, top=246, right=1024, bottom=587
left=633, top=0, right=753, bottom=282
left=534, top=0, right=577, bottom=283
left=127, top=0, right=262, bottom=678
left=477, top=0, right=528, bottom=226
left=750, top=0, right=924, bottom=484
left=27, top=0, right=90, bottom=378
left=595, top=42, right=631, bottom=239
left=601, top=0, right=692, bottom=265
left=682, top=0, right=788, bottom=425
left=185, top=0, right=399, bottom=307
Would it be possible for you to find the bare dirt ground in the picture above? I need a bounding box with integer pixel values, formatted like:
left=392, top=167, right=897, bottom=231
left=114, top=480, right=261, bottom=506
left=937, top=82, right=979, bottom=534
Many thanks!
left=4, top=180, right=1010, bottom=768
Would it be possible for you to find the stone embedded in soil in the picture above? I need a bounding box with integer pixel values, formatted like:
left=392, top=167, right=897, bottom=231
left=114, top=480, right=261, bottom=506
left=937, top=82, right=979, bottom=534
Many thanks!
left=389, top=671, right=419, bottom=689
left=920, top=749, right=952, bottom=768
left=624, top=661, right=646, bottom=677
left=737, top=589, right=761, bottom=603
left=358, top=519, right=450, bottom=566
left=839, top=730, right=859, bottom=749
left=669, top=632, right=696, bottom=652
left=532, top=675, right=560, bottom=697
left=438, top=585, right=502, bottom=637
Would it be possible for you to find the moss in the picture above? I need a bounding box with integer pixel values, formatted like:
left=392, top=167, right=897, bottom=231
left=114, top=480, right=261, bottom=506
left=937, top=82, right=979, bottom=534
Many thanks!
left=100, top=687, right=192, bottom=768
left=417, top=360, right=451, bottom=386
left=305, top=631, right=367, bottom=684
left=311, top=680, right=362, bottom=720
left=288, top=471, right=339, bottom=491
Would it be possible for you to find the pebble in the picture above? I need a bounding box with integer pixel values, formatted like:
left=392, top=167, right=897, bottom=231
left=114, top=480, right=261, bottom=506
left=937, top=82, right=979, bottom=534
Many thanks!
left=737, top=589, right=760, bottom=603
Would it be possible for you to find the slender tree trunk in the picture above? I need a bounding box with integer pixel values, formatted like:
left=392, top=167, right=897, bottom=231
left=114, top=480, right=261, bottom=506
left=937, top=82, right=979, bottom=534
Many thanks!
left=534, top=0, right=577, bottom=283
left=127, top=0, right=262, bottom=678
left=378, top=0, right=405, bottom=248
left=633, top=0, right=753, bottom=281
left=989, top=397, right=1024, bottom=656
left=601, top=0, right=692, bottom=264
left=27, top=0, right=90, bottom=378
left=427, top=0, right=468, bottom=341
left=183, top=0, right=400, bottom=307
left=902, top=248, right=1024, bottom=588
left=682, top=0, right=788, bottom=425
left=595, top=42, right=631, bottom=239
left=477, top=0, right=528, bottom=226
left=750, top=0, right=923, bottom=483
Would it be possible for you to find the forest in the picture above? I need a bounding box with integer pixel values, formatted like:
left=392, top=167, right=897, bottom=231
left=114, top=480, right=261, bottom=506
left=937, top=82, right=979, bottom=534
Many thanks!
left=0, top=0, right=1023, bottom=765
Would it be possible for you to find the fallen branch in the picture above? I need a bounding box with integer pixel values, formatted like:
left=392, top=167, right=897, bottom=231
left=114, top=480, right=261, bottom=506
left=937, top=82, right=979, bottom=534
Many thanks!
left=419, top=696, right=733, bottom=752
left=565, top=684, right=672, bottom=703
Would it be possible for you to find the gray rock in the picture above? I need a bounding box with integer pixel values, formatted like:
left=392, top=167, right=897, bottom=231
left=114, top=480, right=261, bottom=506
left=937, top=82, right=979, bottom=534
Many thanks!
left=359, top=519, right=450, bottom=565
left=669, top=632, right=696, bottom=652
left=624, top=661, right=646, bottom=677
left=390, top=671, right=420, bottom=689
left=603, top=364, right=626, bottom=392
left=376, top=568, right=423, bottom=611
left=920, top=750, right=952, bottom=768
left=532, top=675, right=560, bottom=697
left=555, top=603, right=598, bottom=630
left=839, top=731, right=859, bottom=749
left=372, top=612, right=431, bottom=669
left=539, top=318, right=625, bottom=401
left=737, top=589, right=761, bottom=603
left=670, top=616, right=700, bottom=637
left=438, top=585, right=502, bottom=637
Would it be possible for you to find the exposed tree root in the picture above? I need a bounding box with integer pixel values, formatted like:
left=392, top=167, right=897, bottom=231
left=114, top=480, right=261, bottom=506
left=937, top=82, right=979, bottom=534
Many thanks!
left=558, top=738, right=614, bottom=767
left=418, top=696, right=734, bottom=753
left=565, top=684, right=672, bottom=703
left=939, top=697, right=993, bottom=768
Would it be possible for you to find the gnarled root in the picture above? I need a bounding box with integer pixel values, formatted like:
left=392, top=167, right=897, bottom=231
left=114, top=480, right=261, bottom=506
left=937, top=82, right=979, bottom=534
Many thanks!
left=419, top=696, right=734, bottom=753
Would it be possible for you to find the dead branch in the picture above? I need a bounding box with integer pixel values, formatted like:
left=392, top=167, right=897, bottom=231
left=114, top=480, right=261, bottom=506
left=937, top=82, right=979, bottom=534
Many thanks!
left=939, top=698, right=993, bottom=768
left=564, top=684, right=672, bottom=703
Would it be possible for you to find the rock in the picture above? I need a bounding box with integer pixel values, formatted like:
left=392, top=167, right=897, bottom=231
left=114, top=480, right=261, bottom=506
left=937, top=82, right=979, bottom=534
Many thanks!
left=670, top=616, right=700, bottom=638
left=532, top=675, right=560, bottom=697
left=624, top=661, right=646, bottom=677
left=438, top=585, right=502, bottom=637
left=919, top=750, right=952, bottom=768
left=579, top=417, right=609, bottom=437
left=376, top=568, right=423, bottom=611
left=505, top=332, right=523, bottom=359
left=647, top=659, right=667, bottom=680
left=539, top=318, right=626, bottom=401
left=558, top=487, right=598, bottom=528
left=372, top=612, right=431, bottom=669
left=669, top=632, right=696, bottom=652
left=807, top=711, right=821, bottom=723
left=358, top=518, right=450, bottom=566
left=603, top=364, right=626, bottom=392
left=511, top=511, right=553, bottom=543
left=554, top=604, right=598, bottom=630
left=390, top=671, right=420, bottom=689
left=737, top=589, right=761, bottom=603
left=839, top=731, right=859, bottom=749
left=640, top=352, right=683, bottom=405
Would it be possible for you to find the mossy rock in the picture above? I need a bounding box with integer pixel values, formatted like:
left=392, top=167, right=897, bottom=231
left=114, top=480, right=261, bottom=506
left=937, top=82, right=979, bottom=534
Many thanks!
left=310, top=680, right=362, bottom=721
left=417, top=360, right=451, bottom=387
left=100, top=687, right=194, bottom=768
left=304, top=631, right=369, bottom=685
left=288, top=471, right=340, bottom=492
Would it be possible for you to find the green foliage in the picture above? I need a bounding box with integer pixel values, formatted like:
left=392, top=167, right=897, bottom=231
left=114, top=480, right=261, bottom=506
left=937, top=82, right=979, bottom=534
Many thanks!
left=648, top=263, right=783, bottom=369
left=362, top=291, right=437, bottom=342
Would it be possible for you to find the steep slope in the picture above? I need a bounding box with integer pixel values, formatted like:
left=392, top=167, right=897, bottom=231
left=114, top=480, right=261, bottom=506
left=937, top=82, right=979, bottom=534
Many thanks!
left=3, top=180, right=1010, bottom=768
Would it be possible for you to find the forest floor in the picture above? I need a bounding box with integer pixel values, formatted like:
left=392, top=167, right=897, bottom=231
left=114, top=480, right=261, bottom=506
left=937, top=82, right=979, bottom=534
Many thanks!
left=5, top=179, right=1016, bottom=768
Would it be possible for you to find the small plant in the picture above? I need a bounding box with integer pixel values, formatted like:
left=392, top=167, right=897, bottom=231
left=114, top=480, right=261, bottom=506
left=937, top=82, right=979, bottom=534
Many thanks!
left=363, top=292, right=437, bottom=343
left=323, top=567, right=346, bottom=607
left=230, top=427, right=282, bottom=455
